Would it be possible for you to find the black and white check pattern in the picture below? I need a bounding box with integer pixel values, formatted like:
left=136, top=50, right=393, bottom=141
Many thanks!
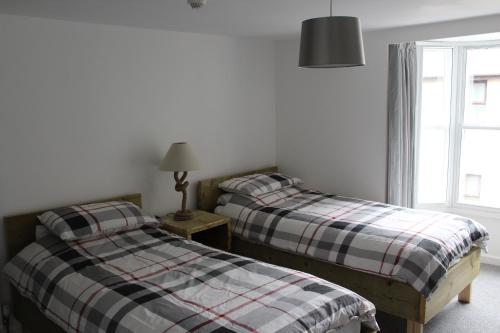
left=4, top=226, right=378, bottom=333
left=38, top=201, right=159, bottom=241
left=219, top=173, right=303, bottom=197
left=216, top=187, right=489, bottom=298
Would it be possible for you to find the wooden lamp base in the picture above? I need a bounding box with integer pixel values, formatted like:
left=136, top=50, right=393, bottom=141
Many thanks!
left=174, top=210, right=193, bottom=221
left=173, top=171, right=193, bottom=222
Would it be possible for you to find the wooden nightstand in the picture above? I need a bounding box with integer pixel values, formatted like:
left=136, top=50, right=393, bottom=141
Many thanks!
left=161, top=210, right=231, bottom=251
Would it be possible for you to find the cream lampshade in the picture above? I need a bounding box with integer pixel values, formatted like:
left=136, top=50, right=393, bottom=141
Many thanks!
left=160, top=142, right=200, bottom=221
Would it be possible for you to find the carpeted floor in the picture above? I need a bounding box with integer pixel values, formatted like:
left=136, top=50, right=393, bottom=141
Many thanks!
left=376, top=264, right=500, bottom=333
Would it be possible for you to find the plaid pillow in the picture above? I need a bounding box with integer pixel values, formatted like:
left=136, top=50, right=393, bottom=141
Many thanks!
left=218, top=186, right=302, bottom=207
left=38, top=201, right=159, bottom=241
left=219, top=172, right=302, bottom=197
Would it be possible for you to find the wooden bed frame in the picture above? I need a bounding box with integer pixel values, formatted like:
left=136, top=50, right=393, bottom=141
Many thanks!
left=4, top=193, right=143, bottom=333
left=197, top=167, right=482, bottom=333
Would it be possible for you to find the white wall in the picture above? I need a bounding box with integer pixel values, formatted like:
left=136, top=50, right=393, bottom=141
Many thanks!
left=0, top=14, right=276, bottom=302
left=275, top=14, right=500, bottom=262
left=275, top=38, right=388, bottom=203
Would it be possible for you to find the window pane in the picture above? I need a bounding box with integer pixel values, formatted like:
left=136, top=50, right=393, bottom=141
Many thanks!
left=458, top=129, right=500, bottom=208
left=472, top=80, right=487, bottom=105
left=417, top=48, right=453, bottom=204
left=464, top=47, right=500, bottom=126
left=417, top=128, right=450, bottom=203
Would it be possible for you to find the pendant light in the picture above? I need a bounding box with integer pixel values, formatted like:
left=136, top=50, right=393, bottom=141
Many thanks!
left=299, top=0, right=365, bottom=68
left=187, top=0, right=207, bottom=9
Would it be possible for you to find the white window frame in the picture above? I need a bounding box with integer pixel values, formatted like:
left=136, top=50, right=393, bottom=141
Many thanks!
left=415, top=40, right=500, bottom=218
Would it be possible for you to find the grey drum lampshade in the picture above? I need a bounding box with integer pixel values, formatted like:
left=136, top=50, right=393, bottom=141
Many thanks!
left=299, top=16, right=365, bottom=68
left=159, top=142, right=200, bottom=172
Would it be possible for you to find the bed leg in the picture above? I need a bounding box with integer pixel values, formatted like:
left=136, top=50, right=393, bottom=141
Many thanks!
left=458, top=284, right=472, bottom=303
left=406, top=320, right=423, bottom=333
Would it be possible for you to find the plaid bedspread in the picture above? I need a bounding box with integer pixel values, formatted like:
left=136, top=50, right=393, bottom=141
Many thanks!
left=215, top=187, right=489, bottom=298
left=4, top=226, right=378, bottom=333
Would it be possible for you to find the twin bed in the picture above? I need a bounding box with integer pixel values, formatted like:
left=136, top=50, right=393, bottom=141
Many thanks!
left=3, top=166, right=489, bottom=333
left=198, top=167, right=488, bottom=333
left=4, top=194, right=377, bottom=333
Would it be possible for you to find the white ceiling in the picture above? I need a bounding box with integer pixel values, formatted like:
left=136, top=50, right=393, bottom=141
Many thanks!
left=1, top=0, right=500, bottom=38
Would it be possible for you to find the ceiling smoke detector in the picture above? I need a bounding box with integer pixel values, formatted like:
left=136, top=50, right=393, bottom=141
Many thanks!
left=187, top=0, right=207, bottom=9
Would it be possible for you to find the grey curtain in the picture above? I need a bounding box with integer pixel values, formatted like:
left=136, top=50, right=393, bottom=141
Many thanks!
left=387, top=42, right=417, bottom=207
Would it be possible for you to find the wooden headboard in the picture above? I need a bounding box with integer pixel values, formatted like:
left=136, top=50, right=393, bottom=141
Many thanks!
left=197, top=166, right=278, bottom=212
left=3, top=193, right=142, bottom=260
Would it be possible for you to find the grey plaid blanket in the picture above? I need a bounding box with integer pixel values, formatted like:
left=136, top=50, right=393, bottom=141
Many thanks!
left=215, top=187, right=489, bottom=298
left=4, top=226, right=378, bottom=332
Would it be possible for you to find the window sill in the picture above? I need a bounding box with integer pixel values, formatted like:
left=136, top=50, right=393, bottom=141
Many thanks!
left=416, top=203, right=500, bottom=221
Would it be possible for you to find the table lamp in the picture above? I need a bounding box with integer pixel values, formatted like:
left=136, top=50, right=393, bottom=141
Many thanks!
left=160, top=142, right=200, bottom=221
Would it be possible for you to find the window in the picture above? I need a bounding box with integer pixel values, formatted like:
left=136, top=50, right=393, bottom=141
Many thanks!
left=416, top=42, right=500, bottom=211
left=472, top=79, right=487, bottom=105
left=416, top=48, right=453, bottom=204
left=464, top=174, right=482, bottom=198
